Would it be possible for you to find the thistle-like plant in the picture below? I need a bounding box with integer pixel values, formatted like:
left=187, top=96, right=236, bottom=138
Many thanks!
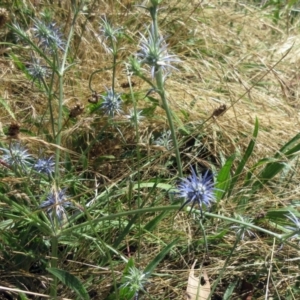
left=99, top=16, right=121, bottom=45
left=284, top=211, right=300, bottom=240
left=137, top=24, right=179, bottom=78
left=100, top=87, right=123, bottom=117
left=154, top=130, right=173, bottom=150
left=40, top=188, right=72, bottom=226
left=27, top=57, right=50, bottom=85
left=33, top=156, right=55, bottom=177
left=177, top=167, right=216, bottom=216
left=32, top=19, right=65, bottom=53
left=0, top=142, right=32, bottom=171
left=121, top=267, right=148, bottom=300
left=230, top=215, right=256, bottom=240
left=97, top=17, right=122, bottom=94
left=132, top=1, right=183, bottom=176
left=125, top=109, right=144, bottom=126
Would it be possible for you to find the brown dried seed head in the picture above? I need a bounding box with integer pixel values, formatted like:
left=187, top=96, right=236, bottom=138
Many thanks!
left=212, top=104, right=227, bottom=117
left=0, top=8, right=9, bottom=29
left=7, top=122, right=20, bottom=138
left=88, top=91, right=99, bottom=104
left=69, top=103, right=84, bottom=118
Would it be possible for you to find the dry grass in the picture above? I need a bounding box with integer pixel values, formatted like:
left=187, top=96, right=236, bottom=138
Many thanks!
left=1, top=0, right=300, bottom=299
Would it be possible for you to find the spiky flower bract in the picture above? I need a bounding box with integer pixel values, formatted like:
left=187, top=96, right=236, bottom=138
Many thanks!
left=127, top=56, right=145, bottom=77
left=100, top=87, right=123, bottom=117
left=27, top=57, right=49, bottom=85
left=230, top=215, right=255, bottom=240
left=154, top=130, right=172, bottom=150
left=125, top=109, right=144, bottom=125
left=137, top=24, right=180, bottom=78
left=285, top=211, right=300, bottom=238
left=40, top=188, right=72, bottom=225
left=33, top=157, right=55, bottom=176
left=0, top=142, right=32, bottom=171
left=99, top=16, right=121, bottom=43
left=32, top=19, right=65, bottom=52
left=177, top=167, right=216, bottom=216
left=11, top=23, right=29, bottom=43
left=121, top=267, right=148, bottom=298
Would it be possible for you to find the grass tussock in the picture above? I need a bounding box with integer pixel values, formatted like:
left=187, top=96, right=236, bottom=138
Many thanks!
left=0, top=0, right=300, bottom=299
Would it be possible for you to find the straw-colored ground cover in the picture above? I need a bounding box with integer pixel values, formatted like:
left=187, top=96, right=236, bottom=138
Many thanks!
left=1, top=0, right=300, bottom=299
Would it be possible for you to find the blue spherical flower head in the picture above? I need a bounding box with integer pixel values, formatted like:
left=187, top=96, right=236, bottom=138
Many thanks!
left=137, top=24, right=180, bottom=78
left=33, top=156, right=55, bottom=176
left=32, top=19, right=65, bottom=53
left=0, top=142, right=32, bottom=171
left=177, top=167, right=216, bottom=217
left=40, top=188, right=71, bottom=226
left=27, top=57, right=50, bottom=85
left=100, top=87, right=123, bottom=117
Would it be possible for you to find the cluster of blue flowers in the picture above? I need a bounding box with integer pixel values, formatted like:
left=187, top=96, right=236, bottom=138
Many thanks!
left=0, top=142, right=74, bottom=225
left=95, top=14, right=180, bottom=119
left=0, top=142, right=54, bottom=175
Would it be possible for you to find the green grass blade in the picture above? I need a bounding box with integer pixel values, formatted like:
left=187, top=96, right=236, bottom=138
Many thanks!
left=113, top=215, right=139, bottom=249
left=252, top=132, right=300, bottom=191
left=47, top=267, right=90, bottom=300
left=215, top=154, right=235, bottom=201
left=228, top=117, right=259, bottom=197
left=144, top=211, right=167, bottom=232
left=276, top=132, right=300, bottom=156
left=0, top=97, right=16, bottom=120
left=113, top=181, right=160, bottom=248
left=223, top=281, right=238, bottom=300
left=143, top=238, right=178, bottom=275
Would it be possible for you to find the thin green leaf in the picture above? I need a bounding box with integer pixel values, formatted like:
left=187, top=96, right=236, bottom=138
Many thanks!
left=215, top=155, right=235, bottom=201
left=47, top=267, right=90, bottom=300
left=0, top=97, right=16, bottom=120
left=113, top=182, right=159, bottom=248
left=143, top=238, right=178, bottom=275
left=223, top=281, right=238, bottom=300
left=251, top=132, right=300, bottom=192
left=276, top=132, right=300, bottom=156
left=113, top=215, right=139, bottom=248
left=144, top=211, right=167, bottom=232
left=228, top=117, right=258, bottom=197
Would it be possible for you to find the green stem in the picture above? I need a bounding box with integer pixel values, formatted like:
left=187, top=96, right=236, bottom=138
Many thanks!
left=54, top=5, right=77, bottom=181
left=50, top=235, right=58, bottom=299
left=62, top=207, right=282, bottom=241
left=151, top=4, right=183, bottom=177
left=199, top=219, right=208, bottom=254
left=208, top=231, right=242, bottom=298
left=54, top=73, right=63, bottom=181
left=110, top=39, right=117, bottom=92
left=128, top=73, right=142, bottom=261
left=155, top=70, right=183, bottom=177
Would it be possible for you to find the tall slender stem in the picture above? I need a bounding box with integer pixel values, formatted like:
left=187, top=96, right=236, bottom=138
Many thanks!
left=50, top=235, right=58, bottom=299
left=151, top=4, right=183, bottom=177
left=208, top=232, right=242, bottom=298
left=54, top=73, right=63, bottom=182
